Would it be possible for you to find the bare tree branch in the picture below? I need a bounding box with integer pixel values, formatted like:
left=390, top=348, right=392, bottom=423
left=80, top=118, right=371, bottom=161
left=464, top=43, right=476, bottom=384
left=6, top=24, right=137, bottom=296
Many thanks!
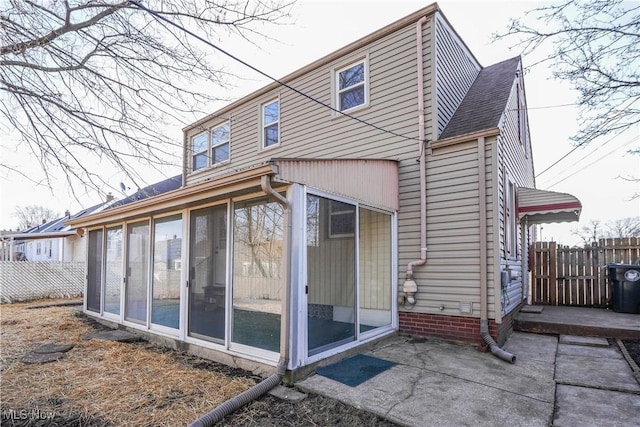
left=494, top=0, right=640, bottom=147
left=0, top=0, right=294, bottom=199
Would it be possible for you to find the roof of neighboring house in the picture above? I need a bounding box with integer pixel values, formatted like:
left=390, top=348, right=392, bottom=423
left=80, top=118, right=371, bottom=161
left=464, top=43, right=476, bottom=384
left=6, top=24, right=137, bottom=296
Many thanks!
left=1, top=201, right=111, bottom=240
left=109, top=175, right=182, bottom=208
left=440, top=56, right=521, bottom=140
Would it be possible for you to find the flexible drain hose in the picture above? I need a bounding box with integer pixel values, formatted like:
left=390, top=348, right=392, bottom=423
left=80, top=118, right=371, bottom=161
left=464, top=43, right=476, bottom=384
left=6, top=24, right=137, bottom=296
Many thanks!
left=188, top=360, right=287, bottom=427
left=480, top=320, right=516, bottom=363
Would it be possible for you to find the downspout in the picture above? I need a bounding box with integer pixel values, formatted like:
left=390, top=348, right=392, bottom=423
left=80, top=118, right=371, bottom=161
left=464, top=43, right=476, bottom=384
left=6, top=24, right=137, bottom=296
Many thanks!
left=402, top=16, right=429, bottom=305
left=188, top=175, right=292, bottom=427
left=477, top=136, right=515, bottom=363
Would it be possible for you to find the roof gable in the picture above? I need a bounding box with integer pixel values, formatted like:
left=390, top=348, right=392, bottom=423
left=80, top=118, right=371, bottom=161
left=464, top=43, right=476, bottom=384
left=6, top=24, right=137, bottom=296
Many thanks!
left=439, top=56, right=520, bottom=140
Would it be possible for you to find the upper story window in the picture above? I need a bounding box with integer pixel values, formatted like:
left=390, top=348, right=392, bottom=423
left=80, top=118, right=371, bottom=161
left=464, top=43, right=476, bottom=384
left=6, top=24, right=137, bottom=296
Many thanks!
left=337, top=60, right=366, bottom=111
left=211, top=122, right=230, bottom=164
left=262, top=100, right=279, bottom=148
left=192, top=132, right=209, bottom=171
left=192, top=121, right=230, bottom=172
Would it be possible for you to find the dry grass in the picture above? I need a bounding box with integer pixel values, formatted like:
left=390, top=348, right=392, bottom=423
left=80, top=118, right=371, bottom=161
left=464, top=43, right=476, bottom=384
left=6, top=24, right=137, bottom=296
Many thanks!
left=0, top=300, right=255, bottom=426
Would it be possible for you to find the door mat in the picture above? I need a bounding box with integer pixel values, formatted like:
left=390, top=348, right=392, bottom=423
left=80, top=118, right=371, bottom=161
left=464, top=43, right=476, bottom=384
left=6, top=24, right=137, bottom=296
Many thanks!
left=315, top=354, right=395, bottom=387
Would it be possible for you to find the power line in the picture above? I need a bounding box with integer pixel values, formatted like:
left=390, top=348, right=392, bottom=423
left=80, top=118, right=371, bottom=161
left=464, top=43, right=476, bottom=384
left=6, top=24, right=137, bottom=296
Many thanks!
left=544, top=135, right=639, bottom=190
left=128, top=0, right=425, bottom=144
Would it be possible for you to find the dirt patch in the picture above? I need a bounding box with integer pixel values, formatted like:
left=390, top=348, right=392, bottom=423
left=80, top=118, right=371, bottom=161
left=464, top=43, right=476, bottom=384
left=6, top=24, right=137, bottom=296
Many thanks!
left=622, top=339, right=640, bottom=368
left=1, top=300, right=398, bottom=426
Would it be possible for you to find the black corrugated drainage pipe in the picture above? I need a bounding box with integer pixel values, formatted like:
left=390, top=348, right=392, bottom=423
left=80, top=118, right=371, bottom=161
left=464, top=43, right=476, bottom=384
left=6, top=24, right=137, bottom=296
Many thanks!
left=480, top=320, right=516, bottom=363
left=188, top=175, right=292, bottom=427
left=187, top=360, right=287, bottom=427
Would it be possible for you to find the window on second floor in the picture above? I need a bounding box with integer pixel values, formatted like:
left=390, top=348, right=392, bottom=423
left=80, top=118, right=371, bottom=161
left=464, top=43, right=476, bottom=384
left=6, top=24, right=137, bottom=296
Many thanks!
left=262, top=100, right=279, bottom=148
left=192, top=121, right=230, bottom=171
left=336, top=60, right=366, bottom=111
left=192, top=132, right=208, bottom=171
left=211, top=122, right=230, bottom=164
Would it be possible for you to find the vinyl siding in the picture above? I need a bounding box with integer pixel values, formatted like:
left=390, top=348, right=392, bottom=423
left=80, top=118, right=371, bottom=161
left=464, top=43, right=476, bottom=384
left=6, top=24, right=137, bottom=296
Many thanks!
left=495, top=70, right=535, bottom=318
left=434, top=13, right=481, bottom=137
left=184, top=17, right=437, bottom=306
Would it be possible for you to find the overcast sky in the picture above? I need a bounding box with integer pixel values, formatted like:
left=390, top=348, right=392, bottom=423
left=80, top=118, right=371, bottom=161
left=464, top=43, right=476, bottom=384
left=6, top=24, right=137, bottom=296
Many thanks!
left=1, top=0, right=638, bottom=243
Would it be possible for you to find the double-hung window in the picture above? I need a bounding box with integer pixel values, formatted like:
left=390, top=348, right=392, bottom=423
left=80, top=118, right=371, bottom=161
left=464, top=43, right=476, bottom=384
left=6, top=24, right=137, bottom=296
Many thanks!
left=192, top=132, right=209, bottom=171
left=262, top=100, right=279, bottom=148
left=211, top=122, right=230, bottom=164
left=337, top=60, right=366, bottom=111
left=192, top=121, right=230, bottom=171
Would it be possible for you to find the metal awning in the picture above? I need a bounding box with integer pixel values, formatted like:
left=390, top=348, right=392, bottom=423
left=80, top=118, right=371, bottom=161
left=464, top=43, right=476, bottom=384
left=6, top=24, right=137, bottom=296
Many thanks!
left=517, top=187, right=582, bottom=224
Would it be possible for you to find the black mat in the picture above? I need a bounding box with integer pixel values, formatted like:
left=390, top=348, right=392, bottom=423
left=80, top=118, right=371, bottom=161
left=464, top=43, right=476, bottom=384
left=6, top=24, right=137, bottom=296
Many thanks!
left=316, top=354, right=395, bottom=387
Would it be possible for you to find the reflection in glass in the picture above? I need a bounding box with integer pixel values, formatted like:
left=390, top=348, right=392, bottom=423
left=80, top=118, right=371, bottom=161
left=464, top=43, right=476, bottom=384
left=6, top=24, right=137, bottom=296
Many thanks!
left=87, top=229, right=103, bottom=313
left=307, top=195, right=356, bottom=356
left=263, top=100, right=279, bottom=147
left=104, top=226, right=122, bottom=315
left=125, top=221, right=149, bottom=324
left=359, top=207, right=392, bottom=332
left=232, top=198, right=283, bottom=352
left=152, top=215, right=182, bottom=329
left=189, top=205, right=227, bottom=342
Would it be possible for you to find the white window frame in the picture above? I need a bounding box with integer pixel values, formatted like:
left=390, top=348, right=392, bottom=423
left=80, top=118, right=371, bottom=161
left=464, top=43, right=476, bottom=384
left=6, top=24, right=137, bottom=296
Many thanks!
left=504, top=174, right=518, bottom=259
left=335, top=58, right=368, bottom=112
left=261, top=99, right=280, bottom=149
left=211, top=121, right=230, bottom=165
left=191, top=132, right=209, bottom=171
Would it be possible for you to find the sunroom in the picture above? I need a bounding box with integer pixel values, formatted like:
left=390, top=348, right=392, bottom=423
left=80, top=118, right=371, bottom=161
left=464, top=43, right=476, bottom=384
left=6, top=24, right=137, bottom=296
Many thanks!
left=70, top=159, right=398, bottom=372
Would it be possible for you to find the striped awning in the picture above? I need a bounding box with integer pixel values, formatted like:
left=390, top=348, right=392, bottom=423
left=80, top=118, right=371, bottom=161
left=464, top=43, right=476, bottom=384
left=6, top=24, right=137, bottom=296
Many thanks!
left=517, top=187, right=582, bottom=224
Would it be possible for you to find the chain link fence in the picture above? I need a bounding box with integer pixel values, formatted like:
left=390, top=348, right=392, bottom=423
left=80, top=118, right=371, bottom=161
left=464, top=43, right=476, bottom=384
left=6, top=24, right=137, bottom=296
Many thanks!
left=0, top=261, right=84, bottom=303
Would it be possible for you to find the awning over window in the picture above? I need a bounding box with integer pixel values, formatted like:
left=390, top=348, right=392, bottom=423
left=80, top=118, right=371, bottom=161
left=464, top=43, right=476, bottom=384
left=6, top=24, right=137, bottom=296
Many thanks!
left=517, top=187, right=582, bottom=224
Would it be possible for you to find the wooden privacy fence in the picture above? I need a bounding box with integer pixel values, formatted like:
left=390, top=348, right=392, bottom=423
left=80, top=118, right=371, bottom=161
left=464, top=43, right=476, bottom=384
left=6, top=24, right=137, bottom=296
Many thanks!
left=530, top=238, right=640, bottom=307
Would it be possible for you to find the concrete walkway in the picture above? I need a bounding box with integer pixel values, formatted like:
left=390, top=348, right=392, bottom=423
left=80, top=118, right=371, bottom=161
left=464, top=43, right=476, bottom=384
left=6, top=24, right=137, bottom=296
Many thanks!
left=297, top=332, right=640, bottom=426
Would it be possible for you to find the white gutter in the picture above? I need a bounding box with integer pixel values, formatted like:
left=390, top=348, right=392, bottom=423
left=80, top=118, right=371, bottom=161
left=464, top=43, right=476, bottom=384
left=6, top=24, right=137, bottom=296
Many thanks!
left=402, top=16, right=429, bottom=305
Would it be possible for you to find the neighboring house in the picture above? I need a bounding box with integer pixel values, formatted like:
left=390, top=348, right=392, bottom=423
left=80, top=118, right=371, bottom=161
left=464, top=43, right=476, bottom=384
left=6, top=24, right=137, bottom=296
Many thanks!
left=67, top=4, right=581, bottom=376
left=0, top=200, right=114, bottom=262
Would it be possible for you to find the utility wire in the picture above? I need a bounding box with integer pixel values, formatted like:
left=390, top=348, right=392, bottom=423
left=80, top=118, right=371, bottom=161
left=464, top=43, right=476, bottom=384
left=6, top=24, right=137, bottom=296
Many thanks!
left=128, top=0, right=425, bottom=144
left=544, top=135, right=639, bottom=190
left=538, top=130, right=621, bottom=181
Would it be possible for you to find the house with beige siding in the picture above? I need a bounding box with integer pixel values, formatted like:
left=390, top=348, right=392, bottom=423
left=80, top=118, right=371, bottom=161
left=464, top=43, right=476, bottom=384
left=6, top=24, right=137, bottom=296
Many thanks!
left=68, top=3, right=581, bottom=374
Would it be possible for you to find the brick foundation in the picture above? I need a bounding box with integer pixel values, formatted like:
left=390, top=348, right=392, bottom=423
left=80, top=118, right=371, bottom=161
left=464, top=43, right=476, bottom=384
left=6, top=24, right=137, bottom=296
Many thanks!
left=399, top=305, right=522, bottom=347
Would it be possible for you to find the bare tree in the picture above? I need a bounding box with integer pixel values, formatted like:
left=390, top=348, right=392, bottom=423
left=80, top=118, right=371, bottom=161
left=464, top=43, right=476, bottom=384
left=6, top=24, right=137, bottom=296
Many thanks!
left=494, top=0, right=639, bottom=147
left=13, top=205, right=58, bottom=230
left=1, top=0, right=292, bottom=197
left=571, top=216, right=640, bottom=244
left=604, top=216, right=640, bottom=238
left=571, top=219, right=603, bottom=245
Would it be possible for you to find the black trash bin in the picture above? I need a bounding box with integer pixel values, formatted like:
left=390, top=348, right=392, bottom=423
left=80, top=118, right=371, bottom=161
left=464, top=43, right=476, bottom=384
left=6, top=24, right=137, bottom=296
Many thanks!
left=607, top=264, right=640, bottom=314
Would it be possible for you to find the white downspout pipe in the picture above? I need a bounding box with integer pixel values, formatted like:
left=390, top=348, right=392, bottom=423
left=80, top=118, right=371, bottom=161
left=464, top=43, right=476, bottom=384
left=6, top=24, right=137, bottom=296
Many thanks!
left=478, top=136, right=515, bottom=363
left=188, top=175, right=292, bottom=427
left=403, top=16, right=429, bottom=305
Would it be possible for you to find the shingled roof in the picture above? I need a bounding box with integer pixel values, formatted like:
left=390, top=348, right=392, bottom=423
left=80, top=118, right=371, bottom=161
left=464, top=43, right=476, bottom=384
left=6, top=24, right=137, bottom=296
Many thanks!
left=110, top=175, right=182, bottom=208
left=439, top=56, right=520, bottom=140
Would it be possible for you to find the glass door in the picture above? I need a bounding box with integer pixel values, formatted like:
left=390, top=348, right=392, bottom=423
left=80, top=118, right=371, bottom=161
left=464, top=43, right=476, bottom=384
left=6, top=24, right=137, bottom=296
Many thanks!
left=104, top=226, right=123, bottom=316
left=188, top=205, right=227, bottom=342
left=125, top=221, right=150, bottom=324
left=306, top=195, right=356, bottom=356
left=232, top=198, right=284, bottom=353
left=151, top=214, right=182, bottom=330
left=87, top=229, right=103, bottom=313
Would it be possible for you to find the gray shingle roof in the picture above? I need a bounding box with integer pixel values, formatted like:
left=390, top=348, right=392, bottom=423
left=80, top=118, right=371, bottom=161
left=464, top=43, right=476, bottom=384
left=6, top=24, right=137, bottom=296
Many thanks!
left=439, top=56, right=520, bottom=140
